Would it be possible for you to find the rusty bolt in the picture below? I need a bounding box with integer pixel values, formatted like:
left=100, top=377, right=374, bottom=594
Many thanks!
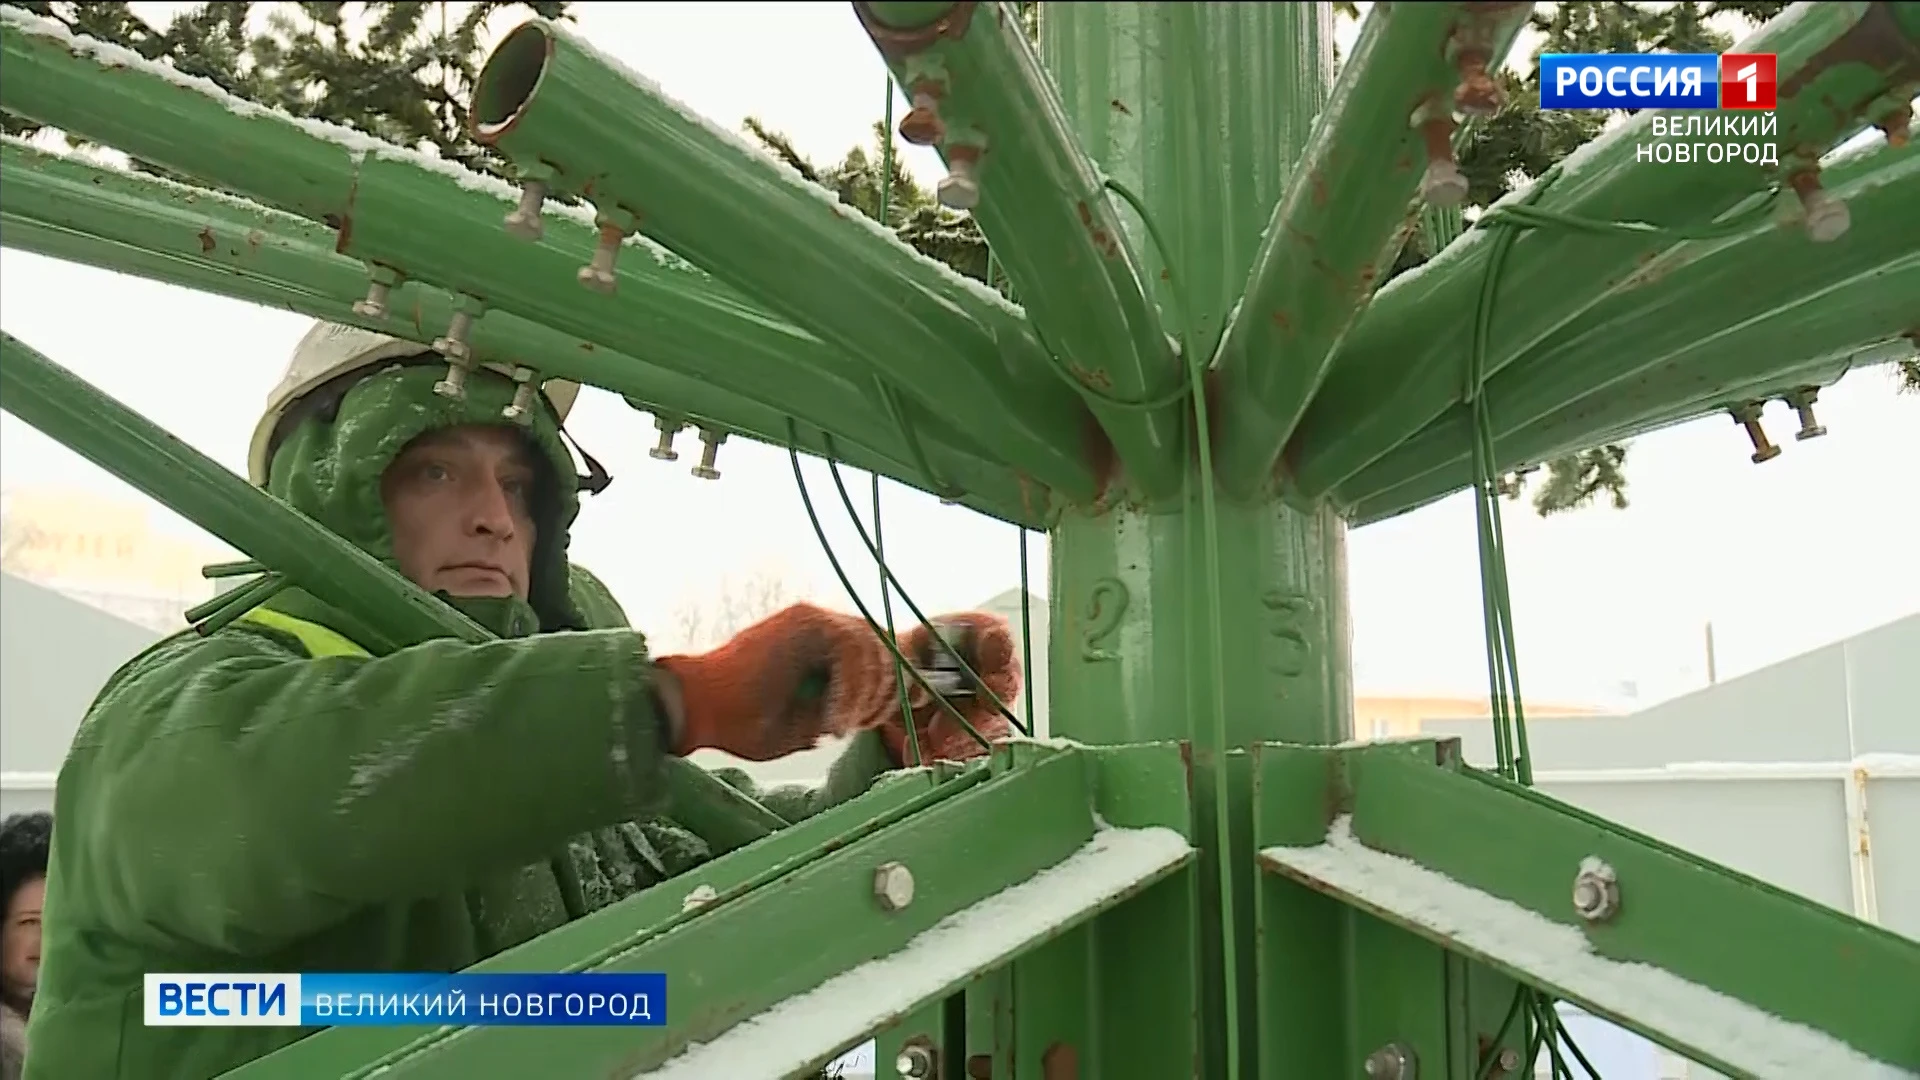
left=501, top=367, right=538, bottom=424
left=1784, top=387, right=1826, bottom=441
left=899, top=80, right=948, bottom=146
left=1453, top=50, right=1504, bottom=117
left=1416, top=112, right=1469, bottom=207
left=1572, top=857, right=1620, bottom=922
left=938, top=145, right=983, bottom=211
left=578, top=222, right=625, bottom=294
left=1869, top=90, right=1913, bottom=148
left=874, top=861, right=916, bottom=911
left=504, top=179, right=549, bottom=241
left=1730, top=403, right=1779, bottom=464
left=691, top=428, right=725, bottom=480
left=895, top=1042, right=937, bottom=1078
left=650, top=415, right=683, bottom=462
left=1365, top=1042, right=1416, bottom=1079
left=1787, top=169, right=1849, bottom=243
left=965, top=1054, right=994, bottom=1079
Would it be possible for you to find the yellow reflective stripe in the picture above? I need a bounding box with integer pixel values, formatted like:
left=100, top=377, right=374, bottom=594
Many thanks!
left=238, top=607, right=372, bottom=659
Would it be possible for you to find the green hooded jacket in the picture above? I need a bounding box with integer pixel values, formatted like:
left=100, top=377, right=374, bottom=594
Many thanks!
left=22, top=362, right=899, bottom=1080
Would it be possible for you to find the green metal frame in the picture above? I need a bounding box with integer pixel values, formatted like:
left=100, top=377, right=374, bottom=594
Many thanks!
left=2, top=1, right=1916, bottom=1077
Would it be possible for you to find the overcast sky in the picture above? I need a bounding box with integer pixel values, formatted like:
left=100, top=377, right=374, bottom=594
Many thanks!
left=2, top=2, right=1914, bottom=712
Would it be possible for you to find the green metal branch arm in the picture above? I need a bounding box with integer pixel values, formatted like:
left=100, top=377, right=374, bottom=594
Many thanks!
left=856, top=0, right=1188, bottom=499
left=1254, top=741, right=1920, bottom=1077
left=1348, top=335, right=1903, bottom=524
left=1285, top=0, right=1920, bottom=500
left=0, top=140, right=1047, bottom=527
left=243, top=744, right=1196, bottom=1079
left=469, top=18, right=1102, bottom=503
left=1208, top=1, right=1532, bottom=497
left=0, top=326, right=784, bottom=852
left=0, top=331, right=487, bottom=648
left=1337, top=141, right=1920, bottom=517
left=0, top=9, right=873, bottom=400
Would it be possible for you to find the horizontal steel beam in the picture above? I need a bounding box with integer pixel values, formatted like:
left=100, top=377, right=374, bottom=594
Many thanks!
left=856, top=0, right=1187, bottom=499
left=468, top=17, right=1101, bottom=503
left=238, top=743, right=1196, bottom=1078
left=1284, top=1, right=1920, bottom=500
left=1254, top=740, right=1920, bottom=1078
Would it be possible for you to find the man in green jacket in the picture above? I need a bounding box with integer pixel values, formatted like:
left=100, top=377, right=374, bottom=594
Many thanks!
left=23, top=322, right=1022, bottom=1079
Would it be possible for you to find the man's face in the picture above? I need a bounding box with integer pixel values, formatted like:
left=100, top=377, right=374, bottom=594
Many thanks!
left=1, top=875, right=42, bottom=1005
left=381, top=425, right=539, bottom=600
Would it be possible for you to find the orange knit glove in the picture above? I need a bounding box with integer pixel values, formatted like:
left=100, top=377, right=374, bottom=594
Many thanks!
left=654, top=603, right=898, bottom=762
left=876, top=612, right=1023, bottom=765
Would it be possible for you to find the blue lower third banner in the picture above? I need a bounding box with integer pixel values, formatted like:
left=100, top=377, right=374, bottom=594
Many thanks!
left=144, top=972, right=667, bottom=1027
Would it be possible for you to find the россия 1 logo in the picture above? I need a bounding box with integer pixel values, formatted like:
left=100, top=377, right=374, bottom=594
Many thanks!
left=1538, top=52, right=1776, bottom=110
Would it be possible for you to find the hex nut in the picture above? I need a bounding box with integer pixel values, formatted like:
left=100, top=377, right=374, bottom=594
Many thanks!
left=874, top=861, right=916, bottom=912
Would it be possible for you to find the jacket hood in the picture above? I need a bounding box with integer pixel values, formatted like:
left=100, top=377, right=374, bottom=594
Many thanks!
left=262, top=360, right=586, bottom=639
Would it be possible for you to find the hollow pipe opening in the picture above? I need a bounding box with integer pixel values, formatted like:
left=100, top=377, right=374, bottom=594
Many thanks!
left=472, top=22, right=552, bottom=141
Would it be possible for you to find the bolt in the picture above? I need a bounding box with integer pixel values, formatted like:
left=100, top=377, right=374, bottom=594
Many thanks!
left=1869, top=89, right=1913, bottom=148
left=504, top=179, right=549, bottom=241
left=681, top=883, right=718, bottom=913
left=1571, top=857, right=1620, bottom=922
left=1784, top=387, right=1826, bottom=441
left=578, top=221, right=627, bottom=294
left=1496, top=1047, right=1522, bottom=1073
left=938, top=145, right=983, bottom=211
left=1787, top=168, right=1849, bottom=243
left=896, top=1043, right=936, bottom=1078
left=501, top=367, right=538, bottom=424
left=1416, top=110, right=1469, bottom=207
left=1452, top=50, right=1503, bottom=117
left=1364, top=1042, right=1416, bottom=1080
left=432, top=307, right=479, bottom=400
left=650, top=415, right=683, bottom=462
left=899, top=79, right=948, bottom=146
left=1730, top=402, right=1779, bottom=464
left=874, top=861, right=915, bottom=911
left=352, top=265, right=404, bottom=319
left=691, top=428, right=725, bottom=480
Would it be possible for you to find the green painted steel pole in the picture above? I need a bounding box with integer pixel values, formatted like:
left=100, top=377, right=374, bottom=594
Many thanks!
left=1339, top=140, right=1920, bottom=516
left=1208, top=1, right=1532, bottom=497
left=1040, top=6, right=1344, bottom=1077
left=467, top=17, right=1101, bottom=504
left=0, top=140, right=1044, bottom=528
left=1285, top=0, right=1920, bottom=501
left=854, top=0, right=1189, bottom=500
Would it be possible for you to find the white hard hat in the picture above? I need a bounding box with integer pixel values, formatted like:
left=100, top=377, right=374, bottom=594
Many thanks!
left=247, top=322, right=581, bottom=485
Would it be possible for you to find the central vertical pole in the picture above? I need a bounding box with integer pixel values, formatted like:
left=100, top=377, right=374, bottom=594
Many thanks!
left=1040, top=5, right=1345, bottom=1076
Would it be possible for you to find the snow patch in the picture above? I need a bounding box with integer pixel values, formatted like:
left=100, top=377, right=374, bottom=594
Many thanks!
left=635, top=825, right=1192, bottom=1080
left=1262, top=816, right=1913, bottom=1080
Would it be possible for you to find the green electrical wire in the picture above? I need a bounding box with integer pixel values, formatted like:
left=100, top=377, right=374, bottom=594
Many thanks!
left=1457, top=168, right=1787, bottom=1076
left=872, top=73, right=924, bottom=769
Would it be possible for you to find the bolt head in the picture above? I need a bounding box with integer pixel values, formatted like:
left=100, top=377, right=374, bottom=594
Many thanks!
left=681, top=884, right=718, bottom=913
left=650, top=447, right=680, bottom=462
left=1453, top=70, right=1504, bottom=117
left=1421, top=162, right=1470, bottom=207
left=351, top=298, right=388, bottom=319
left=874, top=861, right=915, bottom=911
left=1364, top=1043, right=1411, bottom=1079
left=937, top=173, right=980, bottom=211
left=1571, top=859, right=1620, bottom=921
left=503, top=209, right=545, bottom=242
left=577, top=266, right=618, bottom=295
left=1497, top=1047, right=1522, bottom=1070
left=691, top=464, right=721, bottom=481
left=1750, top=443, right=1782, bottom=464
left=899, top=106, right=945, bottom=147
left=895, top=1044, right=935, bottom=1078
left=1802, top=195, right=1850, bottom=243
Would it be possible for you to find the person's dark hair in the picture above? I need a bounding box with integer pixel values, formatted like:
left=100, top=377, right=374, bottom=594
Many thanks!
left=0, top=813, right=52, bottom=918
